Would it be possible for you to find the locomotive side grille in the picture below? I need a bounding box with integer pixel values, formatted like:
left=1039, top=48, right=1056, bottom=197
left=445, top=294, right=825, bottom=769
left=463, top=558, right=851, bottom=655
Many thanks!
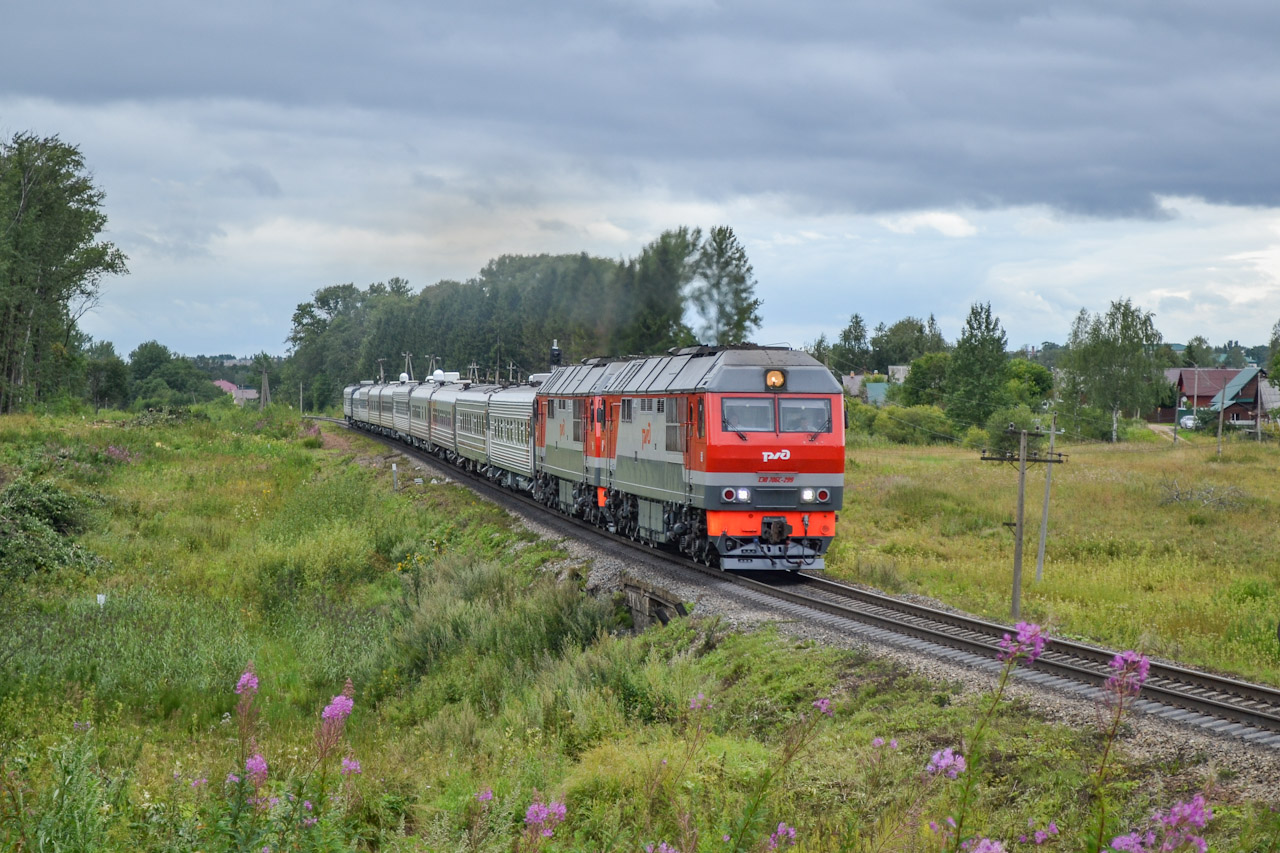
left=754, top=488, right=798, bottom=508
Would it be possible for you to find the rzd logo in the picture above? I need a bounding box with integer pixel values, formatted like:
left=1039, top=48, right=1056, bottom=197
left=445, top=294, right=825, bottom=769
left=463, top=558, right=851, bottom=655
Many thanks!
left=761, top=449, right=791, bottom=463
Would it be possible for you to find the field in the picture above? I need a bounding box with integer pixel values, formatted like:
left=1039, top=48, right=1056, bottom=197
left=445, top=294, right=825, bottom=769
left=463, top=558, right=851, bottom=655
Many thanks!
left=1, top=407, right=1278, bottom=851
left=826, top=432, right=1280, bottom=686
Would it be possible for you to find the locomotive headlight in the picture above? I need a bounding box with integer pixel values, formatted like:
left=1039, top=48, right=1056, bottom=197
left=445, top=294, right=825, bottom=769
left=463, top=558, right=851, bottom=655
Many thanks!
left=800, top=488, right=816, bottom=503
left=765, top=369, right=785, bottom=390
left=736, top=487, right=752, bottom=503
left=722, top=487, right=737, bottom=502
left=817, top=488, right=831, bottom=503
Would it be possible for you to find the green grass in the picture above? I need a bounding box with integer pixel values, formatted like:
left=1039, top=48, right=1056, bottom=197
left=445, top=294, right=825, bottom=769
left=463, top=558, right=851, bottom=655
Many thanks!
left=830, top=434, right=1280, bottom=684
left=1, top=408, right=1277, bottom=850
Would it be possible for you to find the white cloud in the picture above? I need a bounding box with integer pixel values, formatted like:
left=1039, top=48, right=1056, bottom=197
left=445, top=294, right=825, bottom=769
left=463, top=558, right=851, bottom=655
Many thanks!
left=877, top=212, right=978, bottom=238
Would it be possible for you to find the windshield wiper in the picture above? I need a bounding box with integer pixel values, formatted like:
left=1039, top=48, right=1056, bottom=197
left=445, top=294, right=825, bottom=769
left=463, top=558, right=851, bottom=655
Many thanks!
left=723, top=418, right=748, bottom=441
left=808, top=418, right=831, bottom=441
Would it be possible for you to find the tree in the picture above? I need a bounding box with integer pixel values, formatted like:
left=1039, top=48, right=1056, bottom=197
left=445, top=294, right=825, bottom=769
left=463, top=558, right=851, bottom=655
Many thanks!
left=830, top=314, right=872, bottom=375
left=1182, top=335, right=1213, bottom=368
left=869, top=315, right=946, bottom=373
left=0, top=133, right=127, bottom=412
left=615, top=228, right=699, bottom=355
left=129, top=340, right=173, bottom=384
left=944, top=303, right=1009, bottom=429
left=688, top=226, right=761, bottom=345
left=1064, top=299, right=1164, bottom=442
left=1003, top=358, right=1054, bottom=408
left=899, top=351, right=951, bottom=407
left=84, top=340, right=129, bottom=410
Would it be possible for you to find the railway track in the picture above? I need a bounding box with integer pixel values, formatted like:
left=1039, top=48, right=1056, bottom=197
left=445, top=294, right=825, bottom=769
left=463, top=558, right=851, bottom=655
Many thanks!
left=318, top=416, right=1280, bottom=746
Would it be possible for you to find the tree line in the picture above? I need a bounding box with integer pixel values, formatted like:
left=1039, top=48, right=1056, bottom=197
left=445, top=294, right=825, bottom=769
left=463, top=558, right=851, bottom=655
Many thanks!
left=4, top=130, right=1278, bottom=435
left=820, top=301, right=1280, bottom=445
left=280, top=226, right=761, bottom=410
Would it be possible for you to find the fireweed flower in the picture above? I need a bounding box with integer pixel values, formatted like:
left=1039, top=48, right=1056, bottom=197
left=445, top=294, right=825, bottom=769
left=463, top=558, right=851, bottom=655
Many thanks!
left=926, top=748, right=967, bottom=779
left=340, top=756, right=362, bottom=777
left=812, top=697, right=833, bottom=717
left=768, top=821, right=797, bottom=849
left=235, top=663, right=259, bottom=697
left=690, top=692, right=706, bottom=711
left=316, top=678, right=356, bottom=759
left=645, top=843, right=680, bottom=853
left=1111, top=794, right=1213, bottom=853
left=524, top=798, right=567, bottom=837
left=968, top=839, right=1006, bottom=853
left=997, top=622, right=1049, bottom=662
left=245, top=754, right=268, bottom=788
left=872, top=737, right=885, bottom=747
left=476, top=787, right=494, bottom=802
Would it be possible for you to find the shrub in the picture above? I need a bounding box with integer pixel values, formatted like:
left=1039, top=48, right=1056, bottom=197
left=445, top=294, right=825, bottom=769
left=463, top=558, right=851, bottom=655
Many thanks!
left=872, top=405, right=954, bottom=445
left=845, top=399, right=878, bottom=435
left=1, top=476, right=90, bottom=535
left=980, top=405, right=1048, bottom=456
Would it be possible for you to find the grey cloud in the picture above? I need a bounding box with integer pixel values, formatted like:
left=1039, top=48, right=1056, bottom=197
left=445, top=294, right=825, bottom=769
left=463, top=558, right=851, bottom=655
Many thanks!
left=216, top=163, right=282, bottom=197
left=4, top=0, right=1280, bottom=219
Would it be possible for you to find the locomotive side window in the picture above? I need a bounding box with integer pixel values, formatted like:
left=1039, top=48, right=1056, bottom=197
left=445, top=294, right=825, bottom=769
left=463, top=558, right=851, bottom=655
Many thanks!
left=696, top=399, right=704, bottom=438
left=665, top=397, right=685, bottom=451
left=621, top=399, right=633, bottom=422
left=722, top=398, right=775, bottom=432
left=780, top=398, right=832, bottom=433
left=572, top=399, right=584, bottom=442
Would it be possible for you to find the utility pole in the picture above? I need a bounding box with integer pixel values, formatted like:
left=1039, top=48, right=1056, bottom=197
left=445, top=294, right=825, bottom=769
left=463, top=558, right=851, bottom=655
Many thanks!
left=1257, top=369, right=1264, bottom=443
left=299, top=381, right=303, bottom=413
left=376, top=358, right=387, bottom=384
left=1035, top=412, right=1058, bottom=583
left=981, top=426, right=1067, bottom=620
left=1217, top=398, right=1225, bottom=457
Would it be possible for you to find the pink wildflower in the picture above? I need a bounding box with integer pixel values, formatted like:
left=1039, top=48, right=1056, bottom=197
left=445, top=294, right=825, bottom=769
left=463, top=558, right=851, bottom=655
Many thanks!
left=476, top=787, right=494, bottom=802
left=968, top=839, right=1005, bottom=853
left=525, top=798, right=567, bottom=838
left=316, top=678, right=355, bottom=759
left=998, top=622, right=1049, bottom=663
left=926, top=748, right=966, bottom=779
left=812, top=697, right=833, bottom=717
left=768, top=821, right=797, bottom=849
left=245, top=753, right=268, bottom=788
left=235, top=663, right=259, bottom=697
left=340, top=756, right=362, bottom=776
left=1107, top=650, right=1150, bottom=698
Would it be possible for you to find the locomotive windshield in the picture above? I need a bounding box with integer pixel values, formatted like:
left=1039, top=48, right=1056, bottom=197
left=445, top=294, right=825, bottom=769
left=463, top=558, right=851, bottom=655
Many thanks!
left=780, top=398, right=831, bottom=433
left=722, top=397, right=775, bottom=432
left=721, top=397, right=833, bottom=434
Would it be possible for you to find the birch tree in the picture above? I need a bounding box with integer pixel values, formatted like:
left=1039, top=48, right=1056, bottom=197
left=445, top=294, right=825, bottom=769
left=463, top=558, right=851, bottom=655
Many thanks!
left=0, top=133, right=127, bottom=412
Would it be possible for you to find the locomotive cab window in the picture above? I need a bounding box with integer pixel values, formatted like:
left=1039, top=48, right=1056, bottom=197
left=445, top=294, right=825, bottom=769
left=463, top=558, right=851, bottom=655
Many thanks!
left=780, top=398, right=832, bottom=433
left=721, top=397, right=775, bottom=432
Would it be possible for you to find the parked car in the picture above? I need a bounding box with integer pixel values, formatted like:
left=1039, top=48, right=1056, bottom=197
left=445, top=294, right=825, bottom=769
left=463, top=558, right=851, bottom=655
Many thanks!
left=1179, top=415, right=1199, bottom=429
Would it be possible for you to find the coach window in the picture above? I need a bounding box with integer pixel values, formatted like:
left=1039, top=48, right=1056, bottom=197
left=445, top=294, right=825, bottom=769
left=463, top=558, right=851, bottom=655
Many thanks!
left=780, top=398, right=832, bottom=433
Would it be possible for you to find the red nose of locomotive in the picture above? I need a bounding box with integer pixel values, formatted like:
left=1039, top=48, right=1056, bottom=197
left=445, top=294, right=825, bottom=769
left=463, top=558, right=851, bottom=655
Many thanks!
left=698, top=389, right=844, bottom=569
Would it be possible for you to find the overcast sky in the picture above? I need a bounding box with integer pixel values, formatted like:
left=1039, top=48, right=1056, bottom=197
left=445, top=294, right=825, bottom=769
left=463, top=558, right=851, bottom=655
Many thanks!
left=4, top=0, right=1280, bottom=360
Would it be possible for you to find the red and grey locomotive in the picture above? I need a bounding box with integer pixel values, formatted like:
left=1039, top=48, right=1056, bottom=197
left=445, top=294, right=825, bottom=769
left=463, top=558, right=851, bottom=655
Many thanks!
left=344, top=345, right=845, bottom=570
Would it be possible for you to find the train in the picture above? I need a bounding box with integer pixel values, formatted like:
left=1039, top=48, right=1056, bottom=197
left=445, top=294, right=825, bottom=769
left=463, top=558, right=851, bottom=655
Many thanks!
left=342, top=344, right=845, bottom=570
